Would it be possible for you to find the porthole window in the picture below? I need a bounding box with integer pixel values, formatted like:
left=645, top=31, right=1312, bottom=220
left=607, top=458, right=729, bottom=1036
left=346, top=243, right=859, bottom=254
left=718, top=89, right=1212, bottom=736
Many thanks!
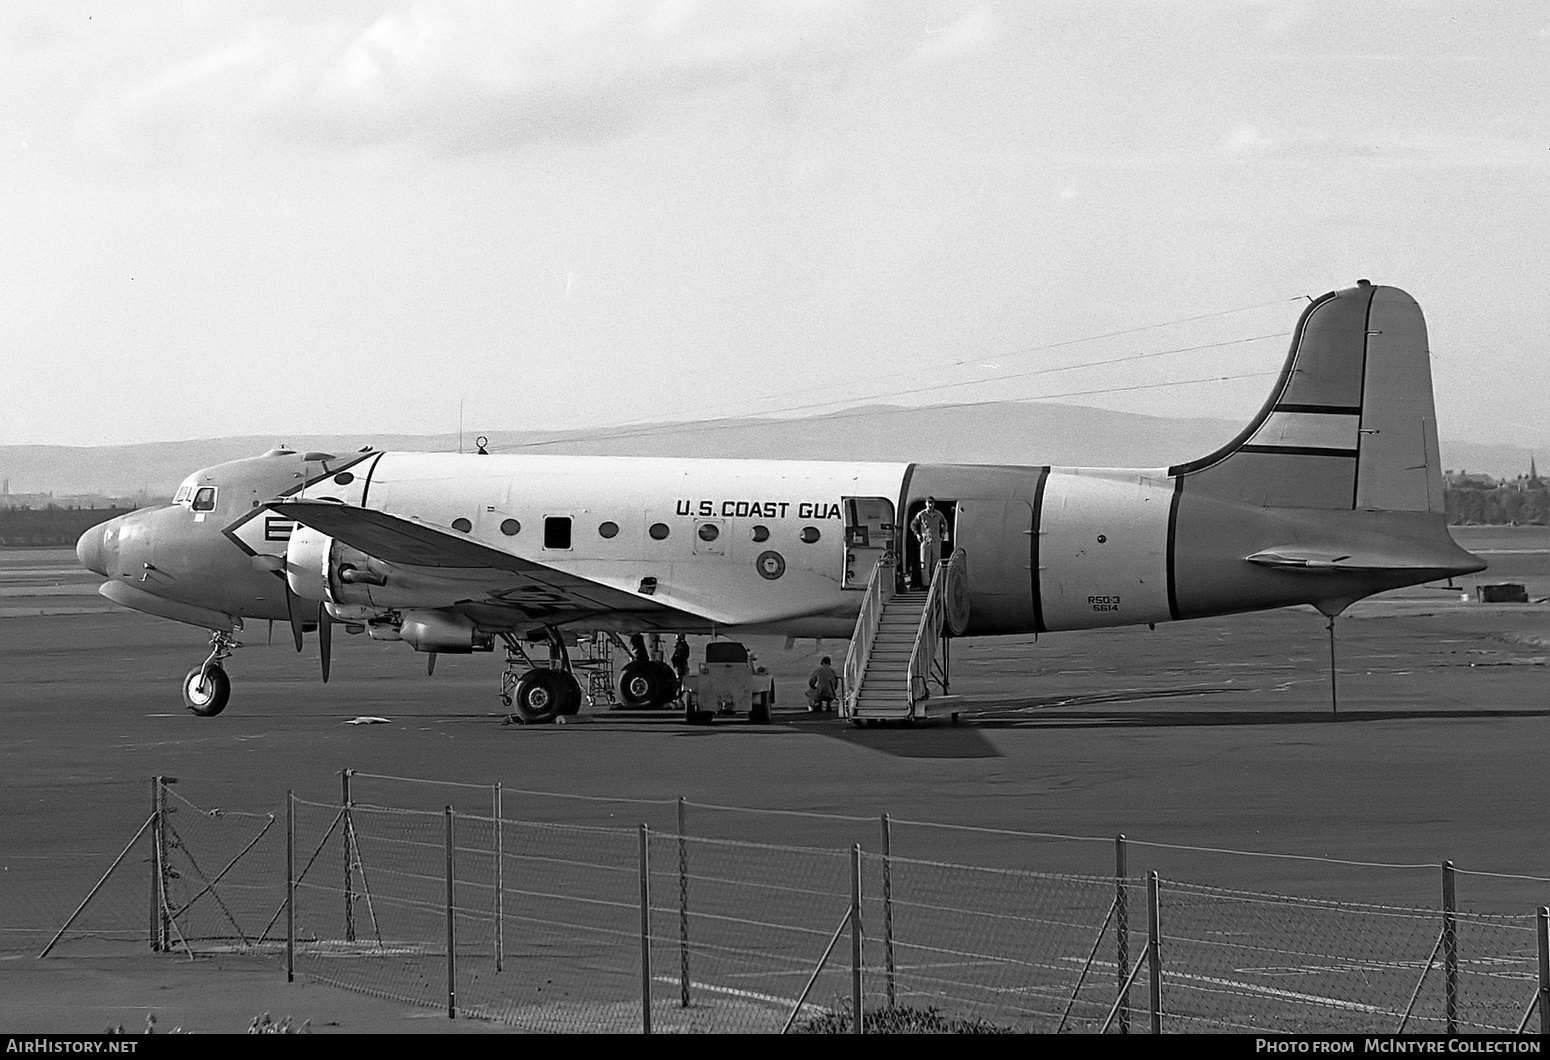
left=500, top=519, right=521, bottom=536
left=800, top=526, right=821, bottom=544
left=697, top=523, right=720, bottom=542
left=451, top=517, right=472, bottom=533
left=599, top=521, right=619, bottom=539
left=751, top=525, right=770, bottom=542
left=333, top=471, right=354, bottom=485
left=649, top=522, right=670, bottom=540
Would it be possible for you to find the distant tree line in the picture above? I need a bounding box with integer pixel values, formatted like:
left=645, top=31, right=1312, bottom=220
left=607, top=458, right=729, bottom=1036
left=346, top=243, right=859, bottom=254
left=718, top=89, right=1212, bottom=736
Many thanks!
left=0, top=507, right=136, bottom=547
left=1445, top=487, right=1550, bottom=525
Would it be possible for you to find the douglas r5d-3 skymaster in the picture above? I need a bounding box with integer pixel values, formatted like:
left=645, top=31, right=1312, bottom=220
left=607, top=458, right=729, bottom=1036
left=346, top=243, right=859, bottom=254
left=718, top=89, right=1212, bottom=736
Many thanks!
left=77, top=281, right=1483, bottom=722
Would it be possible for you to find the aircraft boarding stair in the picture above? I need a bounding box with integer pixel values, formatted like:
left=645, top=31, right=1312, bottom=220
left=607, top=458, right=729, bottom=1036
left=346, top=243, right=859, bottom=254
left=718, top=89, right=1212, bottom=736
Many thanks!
left=842, top=551, right=961, bottom=724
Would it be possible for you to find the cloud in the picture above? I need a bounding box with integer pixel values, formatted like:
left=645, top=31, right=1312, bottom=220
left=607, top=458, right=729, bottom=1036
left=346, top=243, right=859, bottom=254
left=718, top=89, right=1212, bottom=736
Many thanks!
left=912, top=5, right=995, bottom=64
left=85, top=0, right=934, bottom=154
left=1217, top=123, right=1278, bottom=155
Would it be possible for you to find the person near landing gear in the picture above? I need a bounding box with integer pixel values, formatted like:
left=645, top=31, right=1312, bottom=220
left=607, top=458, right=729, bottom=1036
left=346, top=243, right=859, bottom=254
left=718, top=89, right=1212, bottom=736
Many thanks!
left=670, top=633, right=691, bottom=683
left=805, top=656, right=839, bottom=712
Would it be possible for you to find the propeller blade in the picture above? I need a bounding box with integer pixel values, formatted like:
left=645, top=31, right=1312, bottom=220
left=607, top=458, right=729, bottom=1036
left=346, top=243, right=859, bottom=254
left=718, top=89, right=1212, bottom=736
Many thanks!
left=285, top=586, right=305, bottom=652
left=267, top=620, right=273, bottom=646
left=318, top=602, right=333, bottom=684
left=427, top=652, right=437, bottom=677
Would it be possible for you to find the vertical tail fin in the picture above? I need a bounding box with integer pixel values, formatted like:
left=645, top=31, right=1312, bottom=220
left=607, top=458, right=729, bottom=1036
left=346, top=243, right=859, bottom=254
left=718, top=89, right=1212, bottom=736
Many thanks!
left=1170, top=281, right=1443, bottom=513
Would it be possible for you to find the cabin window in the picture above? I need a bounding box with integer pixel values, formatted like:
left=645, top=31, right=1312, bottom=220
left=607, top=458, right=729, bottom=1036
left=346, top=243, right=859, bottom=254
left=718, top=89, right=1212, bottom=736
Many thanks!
left=599, top=521, right=620, bottom=539
left=333, top=471, right=354, bottom=485
left=192, top=487, right=218, bottom=512
left=500, top=519, right=520, bottom=536
left=544, top=517, right=572, bottom=550
left=800, top=526, right=820, bottom=544
left=649, top=522, right=670, bottom=540
left=451, top=518, right=472, bottom=533
left=697, top=523, right=720, bottom=542
left=750, top=525, right=769, bottom=542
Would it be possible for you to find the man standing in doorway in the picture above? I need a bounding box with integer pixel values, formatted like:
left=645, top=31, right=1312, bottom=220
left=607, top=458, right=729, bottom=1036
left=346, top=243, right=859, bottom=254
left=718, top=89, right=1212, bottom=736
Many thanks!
left=911, top=497, right=949, bottom=589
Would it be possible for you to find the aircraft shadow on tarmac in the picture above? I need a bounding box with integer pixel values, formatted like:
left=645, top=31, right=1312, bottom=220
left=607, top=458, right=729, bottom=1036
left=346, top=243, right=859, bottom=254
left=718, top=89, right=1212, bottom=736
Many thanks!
left=780, top=685, right=1549, bottom=759
left=966, top=707, right=1549, bottom=730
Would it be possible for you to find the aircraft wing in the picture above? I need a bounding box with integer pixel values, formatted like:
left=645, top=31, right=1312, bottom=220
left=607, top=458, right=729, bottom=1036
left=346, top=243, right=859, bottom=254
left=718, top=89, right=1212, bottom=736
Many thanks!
left=270, top=499, right=704, bottom=622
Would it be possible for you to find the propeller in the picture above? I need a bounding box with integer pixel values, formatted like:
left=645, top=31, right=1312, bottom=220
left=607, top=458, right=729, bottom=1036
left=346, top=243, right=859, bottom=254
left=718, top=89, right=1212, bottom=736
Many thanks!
left=284, top=585, right=306, bottom=653
left=427, top=651, right=437, bottom=677
left=318, top=602, right=333, bottom=684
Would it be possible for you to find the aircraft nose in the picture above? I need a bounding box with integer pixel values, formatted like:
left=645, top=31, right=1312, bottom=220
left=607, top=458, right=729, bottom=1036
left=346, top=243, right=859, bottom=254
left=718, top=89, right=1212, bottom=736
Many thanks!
left=77, top=520, right=111, bottom=577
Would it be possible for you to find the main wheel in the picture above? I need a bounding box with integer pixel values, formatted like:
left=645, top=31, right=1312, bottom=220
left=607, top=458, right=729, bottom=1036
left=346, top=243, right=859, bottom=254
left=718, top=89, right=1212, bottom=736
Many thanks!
left=684, top=694, right=713, bottom=725
left=512, top=669, right=568, bottom=724
left=618, top=659, right=675, bottom=709
left=557, top=672, right=583, bottom=715
left=649, top=661, right=680, bottom=707
left=750, top=692, right=771, bottom=725
left=182, top=665, right=231, bottom=717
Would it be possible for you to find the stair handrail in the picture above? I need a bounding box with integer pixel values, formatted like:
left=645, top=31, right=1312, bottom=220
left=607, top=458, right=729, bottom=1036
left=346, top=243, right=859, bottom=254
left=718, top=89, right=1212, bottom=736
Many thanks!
left=907, top=549, right=963, bottom=712
left=842, top=554, right=894, bottom=716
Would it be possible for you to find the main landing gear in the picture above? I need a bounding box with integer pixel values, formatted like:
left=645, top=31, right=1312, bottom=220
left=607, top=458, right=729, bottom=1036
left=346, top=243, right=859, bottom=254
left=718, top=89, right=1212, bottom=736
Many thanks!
left=182, top=627, right=239, bottom=717
left=617, top=657, right=680, bottom=710
left=500, top=629, right=583, bottom=725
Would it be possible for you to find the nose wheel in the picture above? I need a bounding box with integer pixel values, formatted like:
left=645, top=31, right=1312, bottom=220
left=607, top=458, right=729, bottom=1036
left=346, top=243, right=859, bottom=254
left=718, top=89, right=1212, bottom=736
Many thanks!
left=182, top=665, right=231, bottom=717
left=182, top=628, right=239, bottom=717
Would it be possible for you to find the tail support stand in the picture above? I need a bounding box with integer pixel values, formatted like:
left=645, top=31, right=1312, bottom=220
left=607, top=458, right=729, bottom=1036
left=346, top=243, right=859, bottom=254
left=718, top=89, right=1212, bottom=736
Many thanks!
left=1326, top=614, right=1339, bottom=718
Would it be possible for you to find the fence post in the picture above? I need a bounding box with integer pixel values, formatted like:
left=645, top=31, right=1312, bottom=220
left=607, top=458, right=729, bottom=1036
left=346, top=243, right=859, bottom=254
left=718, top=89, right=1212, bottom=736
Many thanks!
left=493, top=782, right=503, bottom=973
left=1116, top=834, right=1130, bottom=1034
left=1538, top=907, right=1548, bottom=1036
left=678, top=797, right=690, bottom=1009
left=640, top=823, right=652, bottom=1035
left=851, top=843, right=863, bottom=1034
left=1442, top=861, right=1457, bottom=1034
left=1147, top=872, right=1162, bottom=1034
left=445, top=807, right=456, bottom=1020
left=880, top=813, right=895, bottom=1009
left=149, top=777, right=160, bottom=952
left=342, top=770, right=355, bottom=944
left=286, top=790, right=295, bottom=983
left=155, top=777, right=175, bottom=952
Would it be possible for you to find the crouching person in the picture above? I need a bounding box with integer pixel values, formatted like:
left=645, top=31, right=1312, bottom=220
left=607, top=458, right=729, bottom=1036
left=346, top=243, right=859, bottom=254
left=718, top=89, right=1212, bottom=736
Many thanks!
left=805, top=656, right=839, bottom=712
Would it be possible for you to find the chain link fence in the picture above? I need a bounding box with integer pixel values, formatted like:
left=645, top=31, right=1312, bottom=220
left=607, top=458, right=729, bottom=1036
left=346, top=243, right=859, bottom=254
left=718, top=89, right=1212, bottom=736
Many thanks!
left=17, top=773, right=1550, bottom=1035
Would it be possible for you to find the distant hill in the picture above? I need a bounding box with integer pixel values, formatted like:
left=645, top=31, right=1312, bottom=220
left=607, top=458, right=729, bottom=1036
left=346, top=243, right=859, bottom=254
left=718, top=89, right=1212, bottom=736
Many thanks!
left=0, top=402, right=1536, bottom=497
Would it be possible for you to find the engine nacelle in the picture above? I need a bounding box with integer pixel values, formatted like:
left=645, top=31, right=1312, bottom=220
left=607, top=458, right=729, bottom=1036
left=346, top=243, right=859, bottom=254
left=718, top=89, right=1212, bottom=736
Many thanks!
left=399, top=610, right=493, bottom=654
left=285, top=526, right=333, bottom=602
left=285, top=525, right=388, bottom=605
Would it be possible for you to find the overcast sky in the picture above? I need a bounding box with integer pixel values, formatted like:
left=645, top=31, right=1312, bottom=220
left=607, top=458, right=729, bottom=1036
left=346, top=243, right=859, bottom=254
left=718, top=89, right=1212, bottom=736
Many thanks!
left=2, top=1, right=1546, bottom=449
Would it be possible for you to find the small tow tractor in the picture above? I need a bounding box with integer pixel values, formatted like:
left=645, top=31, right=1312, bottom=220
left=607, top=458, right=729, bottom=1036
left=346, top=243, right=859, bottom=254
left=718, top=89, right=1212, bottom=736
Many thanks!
left=682, top=641, right=776, bottom=725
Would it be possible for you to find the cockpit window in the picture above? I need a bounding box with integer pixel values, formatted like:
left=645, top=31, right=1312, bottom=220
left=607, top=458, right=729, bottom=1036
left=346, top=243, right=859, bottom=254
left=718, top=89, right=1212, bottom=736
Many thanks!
left=191, top=487, right=218, bottom=512
left=174, top=485, right=193, bottom=504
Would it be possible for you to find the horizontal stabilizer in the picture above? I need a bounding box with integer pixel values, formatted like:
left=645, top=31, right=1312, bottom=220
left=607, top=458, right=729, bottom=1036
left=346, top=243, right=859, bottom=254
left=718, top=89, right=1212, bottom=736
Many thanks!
left=271, top=500, right=703, bottom=620
left=1245, top=547, right=1481, bottom=575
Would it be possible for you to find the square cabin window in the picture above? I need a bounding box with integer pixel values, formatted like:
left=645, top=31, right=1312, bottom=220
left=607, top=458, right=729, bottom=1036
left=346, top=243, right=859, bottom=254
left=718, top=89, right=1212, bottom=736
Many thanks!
left=544, top=516, right=572, bottom=550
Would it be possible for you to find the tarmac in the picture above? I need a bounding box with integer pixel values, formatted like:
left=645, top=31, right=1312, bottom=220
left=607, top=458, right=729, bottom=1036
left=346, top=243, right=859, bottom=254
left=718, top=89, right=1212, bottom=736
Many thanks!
left=1, top=528, right=1547, bottom=1033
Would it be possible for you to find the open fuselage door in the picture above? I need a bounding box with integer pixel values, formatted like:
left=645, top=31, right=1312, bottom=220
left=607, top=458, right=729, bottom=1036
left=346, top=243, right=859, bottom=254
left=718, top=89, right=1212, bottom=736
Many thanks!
left=841, top=497, right=896, bottom=589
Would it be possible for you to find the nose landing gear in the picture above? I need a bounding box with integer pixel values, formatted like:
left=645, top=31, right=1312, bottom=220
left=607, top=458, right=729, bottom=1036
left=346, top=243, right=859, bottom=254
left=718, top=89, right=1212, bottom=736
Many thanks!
left=182, top=628, right=239, bottom=717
